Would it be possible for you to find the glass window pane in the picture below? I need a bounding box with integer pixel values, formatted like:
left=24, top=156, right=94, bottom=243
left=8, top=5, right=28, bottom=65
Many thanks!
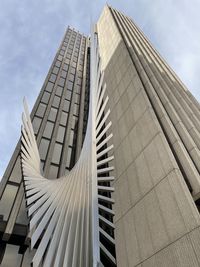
left=60, top=50, right=65, bottom=56
left=36, top=103, right=46, bottom=117
left=16, top=197, right=28, bottom=225
left=76, top=85, right=81, bottom=94
left=65, top=58, right=70, bottom=64
left=61, top=70, right=67, bottom=78
left=63, top=64, right=69, bottom=71
left=49, top=74, right=57, bottom=83
left=70, top=67, right=76, bottom=75
left=41, top=92, right=50, bottom=104
left=66, top=147, right=72, bottom=168
left=77, top=78, right=82, bottom=85
left=0, top=185, right=18, bottom=220
left=57, top=55, right=63, bottom=61
left=39, top=138, right=50, bottom=160
left=46, top=82, right=54, bottom=92
left=60, top=112, right=68, bottom=126
left=52, top=66, right=59, bottom=75
left=69, top=74, right=74, bottom=82
left=63, top=100, right=70, bottom=112
left=73, top=104, right=79, bottom=116
left=58, top=77, right=65, bottom=87
left=0, top=244, right=22, bottom=267
left=49, top=165, right=59, bottom=179
left=9, top=157, right=22, bottom=183
left=71, top=116, right=78, bottom=130
left=48, top=107, right=57, bottom=122
left=56, top=86, right=63, bottom=97
left=74, top=94, right=80, bottom=104
left=43, top=121, right=54, bottom=139
left=56, top=126, right=65, bottom=143
left=52, top=96, right=60, bottom=108
left=66, top=90, right=72, bottom=101
left=69, top=130, right=74, bottom=146
left=55, top=60, right=61, bottom=68
left=32, top=117, right=42, bottom=134
left=52, top=143, right=62, bottom=164
left=67, top=81, right=73, bottom=91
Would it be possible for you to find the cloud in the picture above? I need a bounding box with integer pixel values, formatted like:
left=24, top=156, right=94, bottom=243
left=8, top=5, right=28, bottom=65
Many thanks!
left=0, top=0, right=200, bottom=178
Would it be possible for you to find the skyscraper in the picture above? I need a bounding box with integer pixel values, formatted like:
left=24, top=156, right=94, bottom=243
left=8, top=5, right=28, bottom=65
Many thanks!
left=1, top=5, right=200, bottom=267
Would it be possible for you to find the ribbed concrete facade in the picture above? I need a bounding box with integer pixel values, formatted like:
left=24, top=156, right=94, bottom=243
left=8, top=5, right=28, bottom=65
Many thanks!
left=0, top=5, right=200, bottom=267
left=97, top=5, right=200, bottom=267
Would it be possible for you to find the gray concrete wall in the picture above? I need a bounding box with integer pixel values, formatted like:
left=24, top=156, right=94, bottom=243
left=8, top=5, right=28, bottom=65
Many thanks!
left=97, top=5, right=200, bottom=267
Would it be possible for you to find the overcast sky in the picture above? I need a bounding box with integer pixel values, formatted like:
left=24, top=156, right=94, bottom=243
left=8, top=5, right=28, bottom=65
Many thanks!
left=0, top=0, right=200, bottom=179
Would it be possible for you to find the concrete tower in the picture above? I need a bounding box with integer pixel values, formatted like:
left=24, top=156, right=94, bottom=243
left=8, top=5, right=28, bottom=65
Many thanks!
left=97, top=6, right=200, bottom=267
left=1, top=5, right=200, bottom=267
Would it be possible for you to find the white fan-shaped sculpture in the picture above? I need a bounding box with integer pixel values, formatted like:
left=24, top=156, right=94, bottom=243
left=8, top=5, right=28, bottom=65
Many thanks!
left=20, top=32, right=116, bottom=267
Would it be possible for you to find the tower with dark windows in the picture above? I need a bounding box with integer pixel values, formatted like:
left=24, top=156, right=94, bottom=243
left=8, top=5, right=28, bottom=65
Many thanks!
left=1, top=5, right=200, bottom=267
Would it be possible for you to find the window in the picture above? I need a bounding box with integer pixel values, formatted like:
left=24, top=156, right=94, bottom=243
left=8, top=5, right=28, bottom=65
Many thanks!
left=52, top=143, right=62, bottom=164
left=61, top=70, right=67, bottom=78
left=66, top=54, right=71, bottom=60
left=49, top=165, right=59, bottom=179
left=49, top=74, right=57, bottom=83
left=60, top=50, right=65, bottom=56
left=60, top=112, right=68, bottom=126
left=32, top=116, right=42, bottom=134
left=48, top=107, right=57, bottom=122
left=65, top=58, right=70, bottom=64
left=73, top=57, right=78, bottom=63
left=52, top=96, right=60, bottom=108
left=57, top=55, right=63, bottom=61
left=9, top=157, right=22, bottom=183
left=71, top=116, right=78, bottom=130
left=56, top=126, right=65, bottom=143
left=74, top=94, right=80, bottom=104
left=77, top=78, right=82, bottom=85
left=43, top=121, right=54, bottom=139
left=69, top=74, right=74, bottom=82
left=76, top=85, right=81, bottom=94
left=63, top=99, right=70, bottom=112
left=70, top=67, right=76, bottom=75
left=67, top=81, right=73, bottom=91
left=46, top=82, right=54, bottom=92
left=41, top=92, right=50, bottom=104
left=63, top=64, right=69, bottom=71
left=0, top=184, right=18, bottom=220
left=66, top=90, right=72, bottom=101
left=56, top=86, right=63, bottom=97
left=36, top=103, right=46, bottom=117
left=58, top=77, right=65, bottom=87
left=73, top=104, right=79, bottom=116
left=52, top=66, right=59, bottom=75
left=39, top=138, right=50, bottom=160
left=55, top=60, right=61, bottom=68
left=69, top=130, right=74, bottom=146
left=66, top=147, right=72, bottom=168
